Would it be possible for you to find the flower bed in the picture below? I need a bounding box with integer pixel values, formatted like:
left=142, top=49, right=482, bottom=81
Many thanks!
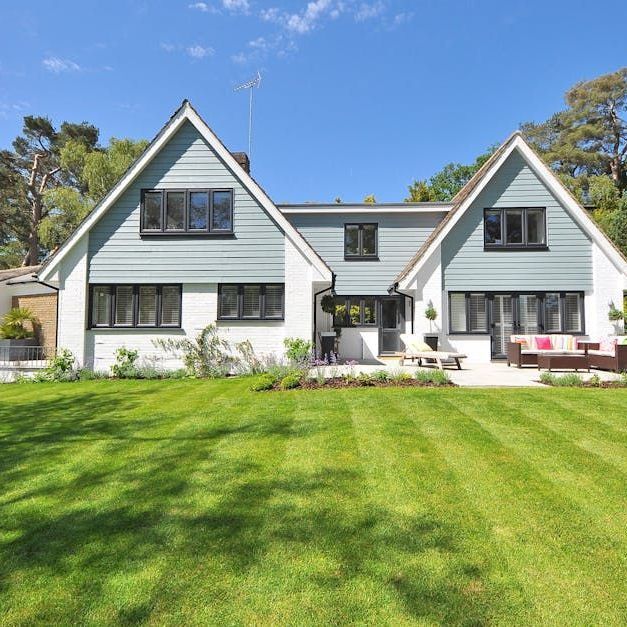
left=539, top=372, right=627, bottom=388
left=251, top=368, right=454, bottom=391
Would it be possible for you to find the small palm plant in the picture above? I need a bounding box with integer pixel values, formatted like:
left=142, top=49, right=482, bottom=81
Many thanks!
left=0, top=307, right=38, bottom=340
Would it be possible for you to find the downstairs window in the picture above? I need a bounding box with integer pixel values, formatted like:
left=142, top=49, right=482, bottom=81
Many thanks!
left=89, top=284, right=181, bottom=328
left=218, top=284, right=284, bottom=320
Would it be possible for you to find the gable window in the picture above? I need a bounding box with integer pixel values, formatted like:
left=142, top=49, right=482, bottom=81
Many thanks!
left=344, top=223, right=378, bottom=259
left=141, top=189, right=233, bottom=235
left=89, top=284, right=181, bottom=328
left=218, top=284, right=284, bottom=320
left=483, top=208, right=546, bottom=249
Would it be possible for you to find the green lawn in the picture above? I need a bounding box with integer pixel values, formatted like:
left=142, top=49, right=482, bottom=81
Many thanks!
left=0, top=380, right=626, bottom=625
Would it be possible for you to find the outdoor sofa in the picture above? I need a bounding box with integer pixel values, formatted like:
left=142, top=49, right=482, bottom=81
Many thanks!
left=586, top=336, right=627, bottom=372
left=400, top=334, right=467, bottom=370
left=508, top=333, right=627, bottom=372
left=507, top=334, right=582, bottom=368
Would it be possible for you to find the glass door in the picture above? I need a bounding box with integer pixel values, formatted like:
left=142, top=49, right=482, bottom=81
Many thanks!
left=518, top=295, right=539, bottom=335
left=379, top=297, right=404, bottom=354
left=491, top=295, right=513, bottom=358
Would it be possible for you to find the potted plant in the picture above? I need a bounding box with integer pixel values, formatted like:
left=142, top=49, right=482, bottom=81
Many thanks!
left=320, top=293, right=340, bottom=359
left=608, top=301, right=624, bottom=334
left=0, top=307, right=39, bottom=360
left=424, top=300, right=439, bottom=350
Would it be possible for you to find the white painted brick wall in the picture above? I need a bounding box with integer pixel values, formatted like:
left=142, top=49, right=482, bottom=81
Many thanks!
left=590, top=242, right=626, bottom=338
left=55, top=233, right=323, bottom=371
left=56, top=235, right=89, bottom=363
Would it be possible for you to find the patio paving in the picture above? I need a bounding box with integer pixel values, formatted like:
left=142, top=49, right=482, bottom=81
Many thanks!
left=319, top=359, right=623, bottom=388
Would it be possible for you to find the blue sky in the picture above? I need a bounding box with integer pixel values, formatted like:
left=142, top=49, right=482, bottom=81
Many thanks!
left=1, top=1, right=625, bottom=202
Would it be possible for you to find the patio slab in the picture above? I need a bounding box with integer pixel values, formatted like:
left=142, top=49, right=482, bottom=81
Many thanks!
left=315, top=360, right=622, bottom=388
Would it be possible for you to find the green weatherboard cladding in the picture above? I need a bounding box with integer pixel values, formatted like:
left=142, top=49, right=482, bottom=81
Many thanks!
left=441, top=150, right=593, bottom=291
left=88, top=121, right=285, bottom=283
left=286, top=211, right=444, bottom=295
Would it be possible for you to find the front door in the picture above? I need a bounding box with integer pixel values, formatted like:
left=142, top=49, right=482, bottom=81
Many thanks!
left=379, top=297, right=404, bottom=354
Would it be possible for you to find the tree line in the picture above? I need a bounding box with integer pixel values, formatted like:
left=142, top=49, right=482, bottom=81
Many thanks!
left=404, top=67, right=627, bottom=256
left=0, top=118, right=147, bottom=268
left=1, top=67, right=625, bottom=269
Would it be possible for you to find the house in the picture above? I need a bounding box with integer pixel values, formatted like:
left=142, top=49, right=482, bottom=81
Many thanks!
left=35, top=101, right=627, bottom=369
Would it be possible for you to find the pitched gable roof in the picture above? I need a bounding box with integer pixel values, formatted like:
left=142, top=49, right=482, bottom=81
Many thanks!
left=394, top=132, right=627, bottom=288
left=0, top=265, right=41, bottom=284
left=39, top=100, right=332, bottom=282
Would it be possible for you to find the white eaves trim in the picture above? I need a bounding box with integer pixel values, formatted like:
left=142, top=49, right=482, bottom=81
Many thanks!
left=398, top=134, right=627, bottom=289
left=279, top=204, right=452, bottom=214
left=39, top=101, right=332, bottom=283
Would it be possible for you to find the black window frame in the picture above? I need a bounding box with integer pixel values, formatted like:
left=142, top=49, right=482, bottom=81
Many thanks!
left=448, top=291, right=585, bottom=335
left=218, top=284, right=285, bottom=321
left=331, top=295, right=379, bottom=327
left=483, top=207, right=548, bottom=250
left=88, top=284, right=182, bottom=329
left=140, top=189, right=234, bottom=236
left=344, top=223, right=379, bottom=260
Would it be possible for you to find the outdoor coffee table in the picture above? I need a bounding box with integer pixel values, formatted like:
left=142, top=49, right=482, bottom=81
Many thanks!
left=537, top=352, right=589, bottom=372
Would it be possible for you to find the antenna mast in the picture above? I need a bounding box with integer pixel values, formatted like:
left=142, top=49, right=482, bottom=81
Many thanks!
left=234, top=71, right=262, bottom=161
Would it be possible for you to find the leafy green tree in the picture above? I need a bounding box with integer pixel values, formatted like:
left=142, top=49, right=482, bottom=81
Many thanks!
left=522, top=67, right=627, bottom=190
left=405, top=147, right=495, bottom=202
left=363, top=194, right=376, bottom=204
left=38, top=137, right=147, bottom=252
left=0, top=116, right=98, bottom=265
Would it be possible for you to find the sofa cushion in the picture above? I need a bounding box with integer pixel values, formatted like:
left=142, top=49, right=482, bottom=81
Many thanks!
left=599, top=337, right=617, bottom=354
left=512, top=335, right=531, bottom=349
left=588, top=349, right=614, bottom=357
left=535, top=336, right=552, bottom=350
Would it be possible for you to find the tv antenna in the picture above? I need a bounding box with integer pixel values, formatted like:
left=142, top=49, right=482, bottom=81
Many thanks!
left=234, top=71, right=262, bottom=161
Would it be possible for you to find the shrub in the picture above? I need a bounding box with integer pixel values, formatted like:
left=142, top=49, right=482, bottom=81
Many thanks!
left=388, top=368, right=412, bottom=383
left=280, top=371, right=303, bottom=390
left=251, top=373, right=277, bottom=391
left=77, top=368, right=109, bottom=381
left=283, top=337, right=313, bottom=366
left=356, top=372, right=375, bottom=386
left=234, top=340, right=265, bottom=375
left=154, top=324, right=233, bottom=378
left=539, top=371, right=556, bottom=386
left=0, top=307, right=38, bottom=340
left=414, top=368, right=450, bottom=386
left=588, top=373, right=602, bottom=387
left=540, top=372, right=583, bottom=387
left=39, top=348, right=77, bottom=382
left=371, top=369, right=389, bottom=382
left=111, top=347, right=139, bottom=379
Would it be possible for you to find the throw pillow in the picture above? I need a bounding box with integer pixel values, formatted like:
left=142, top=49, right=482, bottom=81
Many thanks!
left=535, top=336, right=552, bottom=350
left=600, top=337, right=618, bottom=353
left=513, top=335, right=529, bottom=348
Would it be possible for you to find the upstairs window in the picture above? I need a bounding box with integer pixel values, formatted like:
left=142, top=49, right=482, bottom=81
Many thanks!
left=484, top=208, right=546, bottom=249
left=141, top=189, right=233, bottom=234
left=344, top=223, right=378, bottom=259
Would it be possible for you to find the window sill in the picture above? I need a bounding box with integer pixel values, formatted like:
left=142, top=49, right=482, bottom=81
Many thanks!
left=217, top=318, right=285, bottom=322
left=343, top=256, right=380, bottom=262
left=140, top=231, right=235, bottom=237
left=483, top=245, right=549, bottom=251
left=88, top=326, right=183, bottom=331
